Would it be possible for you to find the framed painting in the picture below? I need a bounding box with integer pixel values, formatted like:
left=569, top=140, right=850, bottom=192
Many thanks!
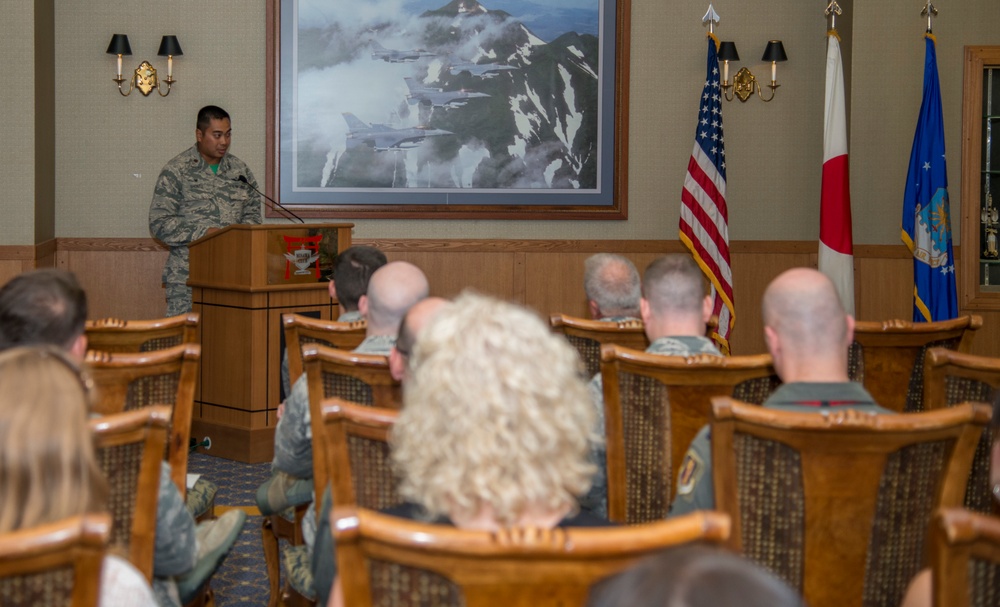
left=266, top=0, right=630, bottom=219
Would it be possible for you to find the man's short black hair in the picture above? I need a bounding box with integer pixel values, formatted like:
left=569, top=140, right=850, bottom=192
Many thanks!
left=332, top=246, right=388, bottom=312
left=0, top=269, right=88, bottom=352
left=196, top=105, right=231, bottom=132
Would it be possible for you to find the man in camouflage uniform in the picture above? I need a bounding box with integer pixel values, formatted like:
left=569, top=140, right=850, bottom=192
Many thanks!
left=669, top=268, right=889, bottom=517
left=584, top=253, right=641, bottom=321
left=257, top=262, right=430, bottom=542
left=0, top=269, right=245, bottom=607
left=149, top=105, right=262, bottom=317
left=581, top=254, right=722, bottom=517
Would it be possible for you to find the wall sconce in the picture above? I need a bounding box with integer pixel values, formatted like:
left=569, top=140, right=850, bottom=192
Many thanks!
left=106, top=34, right=183, bottom=97
left=719, top=40, right=787, bottom=102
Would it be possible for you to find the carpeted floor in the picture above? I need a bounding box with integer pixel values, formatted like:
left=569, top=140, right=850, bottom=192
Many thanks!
left=188, top=452, right=276, bottom=607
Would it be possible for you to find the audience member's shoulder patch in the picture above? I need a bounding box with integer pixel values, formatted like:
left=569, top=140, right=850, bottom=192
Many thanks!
left=677, top=451, right=704, bottom=496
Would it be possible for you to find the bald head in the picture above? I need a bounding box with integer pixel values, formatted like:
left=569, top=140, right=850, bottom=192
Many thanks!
left=361, top=262, right=430, bottom=336
left=390, top=297, right=451, bottom=381
left=762, top=268, right=853, bottom=382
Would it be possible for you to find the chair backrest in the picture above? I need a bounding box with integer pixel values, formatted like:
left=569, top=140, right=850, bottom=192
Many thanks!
left=599, top=344, right=779, bottom=524
left=301, top=343, right=400, bottom=410
left=710, top=397, right=991, bottom=607
left=314, top=398, right=401, bottom=520
left=550, top=314, right=648, bottom=377
left=0, top=513, right=111, bottom=607
left=923, top=347, right=1000, bottom=516
left=930, top=507, right=1000, bottom=607
left=850, top=314, right=982, bottom=413
left=85, top=313, right=199, bottom=354
left=90, top=406, right=171, bottom=582
left=85, top=344, right=199, bottom=499
left=332, top=506, right=731, bottom=607
left=283, top=313, right=367, bottom=388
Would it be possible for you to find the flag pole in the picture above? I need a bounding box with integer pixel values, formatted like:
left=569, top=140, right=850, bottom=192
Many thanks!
left=921, top=1, right=937, bottom=34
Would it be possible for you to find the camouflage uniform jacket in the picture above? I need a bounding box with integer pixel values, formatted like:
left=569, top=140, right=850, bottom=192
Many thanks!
left=669, top=382, right=890, bottom=518
left=149, top=145, right=262, bottom=287
left=581, top=335, right=722, bottom=518
left=280, top=309, right=366, bottom=398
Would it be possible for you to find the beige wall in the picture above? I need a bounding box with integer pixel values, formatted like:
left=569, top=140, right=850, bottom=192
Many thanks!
left=0, top=1, right=992, bottom=245
left=0, top=1, right=40, bottom=245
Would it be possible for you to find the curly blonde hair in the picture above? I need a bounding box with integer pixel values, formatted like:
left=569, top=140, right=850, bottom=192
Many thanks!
left=391, top=292, right=598, bottom=526
left=0, top=346, right=107, bottom=532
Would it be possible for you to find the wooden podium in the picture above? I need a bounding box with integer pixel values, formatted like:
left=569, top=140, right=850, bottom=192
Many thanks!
left=187, top=223, right=353, bottom=462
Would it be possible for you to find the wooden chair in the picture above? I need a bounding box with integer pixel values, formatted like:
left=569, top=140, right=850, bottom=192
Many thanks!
left=710, top=397, right=991, bottom=607
left=332, top=507, right=731, bottom=607
left=89, top=406, right=171, bottom=582
left=850, top=314, right=982, bottom=413
left=85, top=344, right=202, bottom=512
left=922, top=347, right=1000, bottom=515
left=262, top=346, right=398, bottom=606
left=929, top=507, right=1000, bottom=607
left=550, top=314, right=648, bottom=377
left=0, top=513, right=112, bottom=607
left=317, top=398, right=401, bottom=514
left=85, top=312, right=199, bottom=354
left=283, top=313, right=367, bottom=388
left=277, top=399, right=401, bottom=607
left=599, top=344, right=779, bottom=524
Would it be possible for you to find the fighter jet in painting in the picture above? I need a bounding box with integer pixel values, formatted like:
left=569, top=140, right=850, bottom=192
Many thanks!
left=403, top=77, right=490, bottom=108
left=342, top=113, right=452, bottom=151
left=370, top=41, right=436, bottom=63
left=445, top=57, right=518, bottom=78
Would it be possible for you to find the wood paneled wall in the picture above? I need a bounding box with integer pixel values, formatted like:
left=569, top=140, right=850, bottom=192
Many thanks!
left=2, top=237, right=998, bottom=358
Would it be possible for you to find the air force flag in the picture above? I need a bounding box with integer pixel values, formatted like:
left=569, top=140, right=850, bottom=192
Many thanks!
left=901, top=34, right=957, bottom=322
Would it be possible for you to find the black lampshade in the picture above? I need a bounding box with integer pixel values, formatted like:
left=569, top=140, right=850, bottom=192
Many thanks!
left=106, top=34, right=132, bottom=56
left=157, top=35, right=183, bottom=57
left=718, top=41, right=740, bottom=62
left=761, top=40, right=787, bottom=62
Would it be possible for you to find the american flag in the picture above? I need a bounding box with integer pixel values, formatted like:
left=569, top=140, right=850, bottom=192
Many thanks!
left=679, top=35, right=734, bottom=354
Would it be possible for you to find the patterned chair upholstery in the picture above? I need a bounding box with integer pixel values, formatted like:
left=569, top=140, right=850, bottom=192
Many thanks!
left=930, top=507, right=1000, bottom=607
left=849, top=314, right=981, bottom=413
left=283, top=313, right=367, bottom=389
left=332, top=507, right=730, bottom=607
left=85, top=344, right=213, bottom=521
left=710, top=397, right=989, bottom=607
left=281, top=399, right=400, bottom=605
left=599, top=344, right=779, bottom=524
left=90, top=407, right=171, bottom=581
left=85, top=312, right=199, bottom=354
left=0, top=513, right=111, bottom=607
left=922, top=347, right=1000, bottom=516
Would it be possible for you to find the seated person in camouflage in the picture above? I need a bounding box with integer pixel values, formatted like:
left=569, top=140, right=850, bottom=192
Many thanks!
left=149, top=105, right=262, bottom=317
left=257, top=262, right=429, bottom=528
left=280, top=245, right=388, bottom=397
left=669, top=268, right=891, bottom=517
left=0, top=269, right=245, bottom=607
left=582, top=254, right=722, bottom=517
left=584, top=253, right=641, bottom=321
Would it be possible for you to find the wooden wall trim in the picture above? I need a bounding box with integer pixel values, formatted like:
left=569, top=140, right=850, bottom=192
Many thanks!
left=20, top=237, right=938, bottom=260
left=56, top=238, right=167, bottom=252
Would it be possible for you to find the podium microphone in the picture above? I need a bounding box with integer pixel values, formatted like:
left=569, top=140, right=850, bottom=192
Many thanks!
left=235, top=175, right=305, bottom=224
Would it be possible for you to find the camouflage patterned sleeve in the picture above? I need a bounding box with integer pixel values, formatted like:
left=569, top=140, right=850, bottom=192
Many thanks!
left=153, top=463, right=197, bottom=577
left=578, top=372, right=608, bottom=518
left=149, top=168, right=213, bottom=247
left=272, top=375, right=314, bottom=479
left=668, top=425, right=715, bottom=518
